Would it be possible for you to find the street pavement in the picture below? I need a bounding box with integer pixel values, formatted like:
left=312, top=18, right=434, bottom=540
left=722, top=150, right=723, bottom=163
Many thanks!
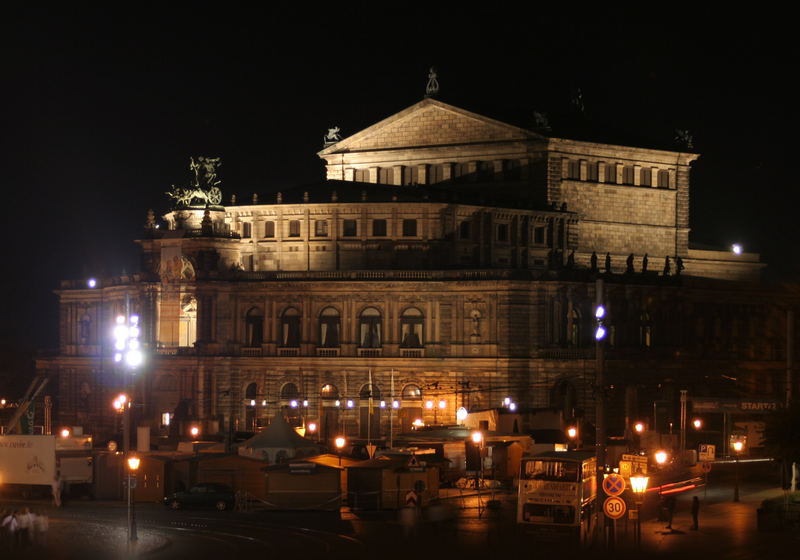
left=3, top=461, right=800, bottom=559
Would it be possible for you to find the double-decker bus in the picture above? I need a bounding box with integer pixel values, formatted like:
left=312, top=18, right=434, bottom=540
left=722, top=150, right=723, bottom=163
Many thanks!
left=517, top=451, right=597, bottom=544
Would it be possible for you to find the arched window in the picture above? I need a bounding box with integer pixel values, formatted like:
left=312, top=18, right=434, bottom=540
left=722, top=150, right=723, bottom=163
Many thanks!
left=640, top=312, right=652, bottom=348
left=402, top=384, right=422, bottom=400
left=568, top=309, right=581, bottom=347
left=245, top=382, right=258, bottom=400
left=319, top=307, right=340, bottom=348
left=79, top=314, right=91, bottom=344
left=359, top=307, right=382, bottom=348
left=281, top=383, right=299, bottom=400
left=321, top=384, right=339, bottom=400
left=359, top=383, right=381, bottom=400
left=280, top=307, right=301, bottom=347
left=179, top=296, right=197, bottom=348
left=245, top=306, right=264, bottom=346
left=400, top=308, right=424, bottom=348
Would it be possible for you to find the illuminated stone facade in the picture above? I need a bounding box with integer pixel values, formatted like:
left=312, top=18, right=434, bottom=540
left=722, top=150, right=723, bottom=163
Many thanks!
left=37, top=98, right=789, bottom=448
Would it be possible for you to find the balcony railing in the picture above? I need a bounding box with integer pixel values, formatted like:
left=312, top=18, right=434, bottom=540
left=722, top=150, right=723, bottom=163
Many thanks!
left=400, top=348, right=424, bottom=358
left=241, top=347, right=263, bottom=357
left=357, top=348, right=382, bottom=358
left=316, top=347, right=340, bottom=357
left=278, top=347, right=300, bottom=357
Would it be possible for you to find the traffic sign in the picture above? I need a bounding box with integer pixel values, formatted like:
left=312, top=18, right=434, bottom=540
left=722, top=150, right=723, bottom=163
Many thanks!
left=701, top=461, right=712, bottom=473
left=602, top=473, right=626, bottom=496
left=603, top=496, right=627, bottom=519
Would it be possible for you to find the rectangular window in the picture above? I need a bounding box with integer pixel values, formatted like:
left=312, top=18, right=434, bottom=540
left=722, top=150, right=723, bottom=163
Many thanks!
left=429, top=164, right=444, bottom=184
left=587, top=162, right=599, bottom=182
left=640, top=168, right=651, bottom=186
left=658, top=170, right=670, bottom=188
left=378, top=167, right=394, bottom=184
left=355, top=168, right=369, bottom=182
left=343, top=219, right=357, bottom=237
left=497, top=223, right=509, bottom=242
left=567, top=160, right=580, bottom=179
left=161, top=413, right=171, bottom=427
left=372, top=219, right=387, bottom=237
left=533, top=226, right=546, bottom=245
left=289, top=220, right=301, bottom=237
left=605, top=163, right=617, bottom=184
left=459, top=221, right=471, bottom=240
left=242, top=222, right=252, bottom=238
left=314, top=220, right=328, bottom=237
left=622, top=166, right=634, bottom=185
left=264, top=221, right=275, bottom=238
left=402, top=219, right=417, bottom=237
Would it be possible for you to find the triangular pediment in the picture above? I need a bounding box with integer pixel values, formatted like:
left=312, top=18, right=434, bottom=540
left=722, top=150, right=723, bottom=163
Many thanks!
left=319, top=98, right=541, bottom=156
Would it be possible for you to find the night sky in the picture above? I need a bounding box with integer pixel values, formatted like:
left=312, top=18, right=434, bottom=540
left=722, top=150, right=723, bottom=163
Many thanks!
left=1, top=8, right=797, bottom=395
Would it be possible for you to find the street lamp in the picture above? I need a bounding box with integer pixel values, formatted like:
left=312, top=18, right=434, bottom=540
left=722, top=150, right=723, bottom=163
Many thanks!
left=456, top=407, right=468, bottom=425
left=654, top=450, right=669, bottom=466
left=634, top=422, right=645, bottom=434
left=190, top=425, right=200, bottom=439
left=334, top=436, right=346, bottom=466
left=693, top=418, right=703, bottom=430
left=630, top=471, right=649, bottom=551
left=127, top=456, right=140, bottom=542
left=732, top=439, right=744, bottom=502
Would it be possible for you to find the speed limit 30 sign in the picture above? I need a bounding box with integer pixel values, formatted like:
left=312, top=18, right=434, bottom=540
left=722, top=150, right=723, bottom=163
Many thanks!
left=603, top=496, right=627, bottom=520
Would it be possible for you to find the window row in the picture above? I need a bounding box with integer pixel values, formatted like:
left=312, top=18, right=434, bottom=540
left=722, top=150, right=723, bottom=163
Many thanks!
left=564, top=159, right=671, bottom=188
left=240, top=219, right=420, bottom=239
left=351, top=160, right=524, bottom=185
left=245, top=306, right=424, bottom=348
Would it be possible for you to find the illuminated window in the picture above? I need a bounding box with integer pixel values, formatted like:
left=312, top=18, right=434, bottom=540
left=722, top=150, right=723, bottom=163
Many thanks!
left=288, top=220, right=301, bottom=237
left=402, top=384, right=422, bottom=400
left=161, top=413, right=171, bottom=426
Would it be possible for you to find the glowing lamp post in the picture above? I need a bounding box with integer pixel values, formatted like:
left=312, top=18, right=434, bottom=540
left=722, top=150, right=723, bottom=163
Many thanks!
left=567, top=425, right=578, bottom=449
left=190, top=425, right=200, bottom=439
left=456, top=407, right=468, bottom=425
left=692, top=418, right=702, bottom=430
left=60, top=428, right=71, bottom=439
left=334, top=436, right=346, bottom=466
left=630, top=471, right=649, bottom=551
left=634, top=422, right=645, bottom=434
left=655, top=450, right=669, bottom=466
left=127, top=456, right=140, bottom=542
left=732, top=439, right=744, bottom=502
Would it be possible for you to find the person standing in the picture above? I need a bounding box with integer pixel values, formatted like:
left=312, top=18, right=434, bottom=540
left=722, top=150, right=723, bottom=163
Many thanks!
left=691, top=496, right=700, bottom=530
left=17, top=508, right=35, bottom=548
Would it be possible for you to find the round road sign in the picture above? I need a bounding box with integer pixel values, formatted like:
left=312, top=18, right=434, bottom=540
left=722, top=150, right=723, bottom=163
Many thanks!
left=602, top=473, right=626, bottom=496
left=603, top=496, right=627, bottom=520
left=701, top=461, right=712, bottom=473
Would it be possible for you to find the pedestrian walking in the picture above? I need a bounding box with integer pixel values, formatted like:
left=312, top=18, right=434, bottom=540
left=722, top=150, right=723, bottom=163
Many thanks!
left=35, top=512, right=49, bottom=549
left=2, top=511, right=19, bottom=551
left=666, top=495, right=677, bottom=530
left=51, top=474, right=62, bottom=507
left=691, top=496, right=700, bottom=530
left=17, top=507, right=35, bottom=548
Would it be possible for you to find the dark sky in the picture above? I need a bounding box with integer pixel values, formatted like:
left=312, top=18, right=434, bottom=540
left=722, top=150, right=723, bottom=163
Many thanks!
left=0, top=7, right=797, bottom=392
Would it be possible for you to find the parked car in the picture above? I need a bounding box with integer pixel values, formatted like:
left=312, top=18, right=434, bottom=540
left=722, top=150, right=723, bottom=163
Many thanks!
left=164, top=482, right=235, bottom=511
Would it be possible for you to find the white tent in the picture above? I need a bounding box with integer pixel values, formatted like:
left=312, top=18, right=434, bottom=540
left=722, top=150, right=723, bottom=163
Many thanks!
left=238, top=414, right=321, bottom=463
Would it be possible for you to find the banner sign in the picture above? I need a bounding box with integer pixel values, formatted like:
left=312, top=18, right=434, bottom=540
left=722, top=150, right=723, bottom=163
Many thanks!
left=0, top=435, right=56, bottom=485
